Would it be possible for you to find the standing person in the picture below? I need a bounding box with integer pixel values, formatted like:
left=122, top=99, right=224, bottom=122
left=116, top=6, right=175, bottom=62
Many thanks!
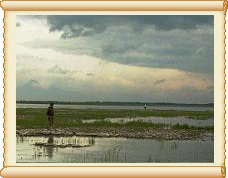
left=47, top=103, right=54, bottom=128
left=144, top=104, right=147, bottom=110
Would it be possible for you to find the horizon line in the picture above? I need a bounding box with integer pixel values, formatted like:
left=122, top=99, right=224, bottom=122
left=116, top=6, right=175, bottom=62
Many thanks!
left=16, top=100, right=214, bottom=105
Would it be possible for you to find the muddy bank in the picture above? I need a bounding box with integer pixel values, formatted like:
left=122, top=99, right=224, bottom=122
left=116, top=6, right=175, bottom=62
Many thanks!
left=16, top=127, right=213, bottom=140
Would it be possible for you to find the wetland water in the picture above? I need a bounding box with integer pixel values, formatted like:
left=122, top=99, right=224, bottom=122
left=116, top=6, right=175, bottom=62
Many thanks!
left=17, top=136, right=213, bottom=163
left=16, top=104, right=214, bottom=163
left=83, top=117, right=214, bottom=127
left=16, top=103, right=213, bottom=111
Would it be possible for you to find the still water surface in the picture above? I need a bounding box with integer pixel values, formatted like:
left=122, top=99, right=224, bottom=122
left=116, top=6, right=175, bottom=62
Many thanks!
left=83, top=117, right=214, bottom=127
left=16, top=103, right=213, bottom=111
left=17, top=136, right=213, bottom=163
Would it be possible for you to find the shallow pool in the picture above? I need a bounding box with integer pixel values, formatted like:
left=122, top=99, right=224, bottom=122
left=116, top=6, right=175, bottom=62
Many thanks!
left=17, top=135, right=214, bottom=163
left=82, top=117, right=214, bottom=127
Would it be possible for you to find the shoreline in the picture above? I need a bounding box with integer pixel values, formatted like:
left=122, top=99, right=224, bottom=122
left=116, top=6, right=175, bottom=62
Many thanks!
left=16, top=127, right=214, bottom=141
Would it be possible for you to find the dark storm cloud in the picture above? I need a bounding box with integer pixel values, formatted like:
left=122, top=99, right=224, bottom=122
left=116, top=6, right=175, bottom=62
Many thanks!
left=96, top=25, right=214, bottom=75
left=44, top=15, right=213, bottom=75
left=46, top=15, right=213, bottom=38
left=21, top=15, right=214, bottom=76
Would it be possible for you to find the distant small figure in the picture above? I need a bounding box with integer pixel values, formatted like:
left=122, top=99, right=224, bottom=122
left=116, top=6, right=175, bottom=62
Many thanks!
left=47, top=103, right=54, bottom=128
left=144, top=104, right=147, bottom=110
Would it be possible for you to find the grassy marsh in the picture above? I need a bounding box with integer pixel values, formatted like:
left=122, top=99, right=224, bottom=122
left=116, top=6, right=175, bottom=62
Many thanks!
left=16, top=108, right=213, bottom=131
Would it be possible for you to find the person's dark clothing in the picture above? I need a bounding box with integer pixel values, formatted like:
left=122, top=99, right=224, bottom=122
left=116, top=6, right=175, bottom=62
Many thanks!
left=47, top=106, right=54, bottom=116
left=47, top=106, right=54, bottom=128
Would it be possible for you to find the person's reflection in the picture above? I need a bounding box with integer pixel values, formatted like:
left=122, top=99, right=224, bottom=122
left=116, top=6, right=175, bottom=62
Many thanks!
left=171, top=142, right=177, bottom=150
left=45, top=134, right=54, bottom=159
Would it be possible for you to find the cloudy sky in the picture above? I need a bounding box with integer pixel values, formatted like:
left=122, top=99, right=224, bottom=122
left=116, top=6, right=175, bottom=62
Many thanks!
left=16, top=15, right=214, bottom=103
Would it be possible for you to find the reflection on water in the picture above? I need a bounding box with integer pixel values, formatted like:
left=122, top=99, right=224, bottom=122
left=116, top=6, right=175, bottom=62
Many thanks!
left=46, top=135, right=54, bottom=159
left=17, top=135, right=95, bottom=147
left=17, top=136, right=214, bottom=163
left=82, top=117, right=214, bottom=127
left=17, top=136, right=96, bottom=162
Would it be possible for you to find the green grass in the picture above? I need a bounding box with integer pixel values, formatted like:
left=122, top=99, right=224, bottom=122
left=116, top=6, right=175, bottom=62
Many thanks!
left=16, top=108, right=214, bottom=130
left=171, top=123, right=214, bottom=131
left=86, top=121, right=213, bottom=131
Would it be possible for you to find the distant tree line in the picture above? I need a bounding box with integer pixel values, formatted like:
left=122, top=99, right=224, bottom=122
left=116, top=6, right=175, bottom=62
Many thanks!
left=16, top=100, right=214, bottom=107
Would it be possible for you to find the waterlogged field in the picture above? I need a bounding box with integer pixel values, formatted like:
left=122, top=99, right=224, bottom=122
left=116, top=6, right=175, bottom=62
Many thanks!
left=16, top=106, right=214, bottom=163
left=17, top=136, right=213, bottom=163
left=17, top=108, right=214, bottom=129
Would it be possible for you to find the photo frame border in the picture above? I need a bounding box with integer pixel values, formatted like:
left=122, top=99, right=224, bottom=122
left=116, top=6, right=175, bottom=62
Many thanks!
left=0, top=1, right=226, bottom=177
